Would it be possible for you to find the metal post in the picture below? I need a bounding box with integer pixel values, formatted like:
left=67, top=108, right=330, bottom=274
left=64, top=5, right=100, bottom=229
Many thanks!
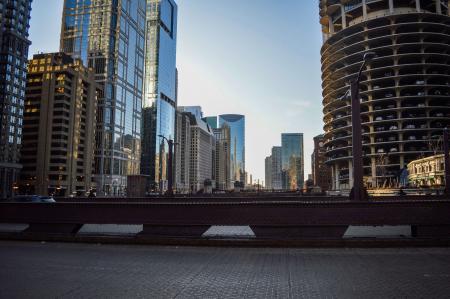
left=444, top=128, right=450, bottom=195
left=350, top=80, right=365, bottom=201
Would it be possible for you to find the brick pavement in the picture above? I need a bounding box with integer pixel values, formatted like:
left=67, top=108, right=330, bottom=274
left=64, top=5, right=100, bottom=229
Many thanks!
left=1, top=241, right=450, bottom=298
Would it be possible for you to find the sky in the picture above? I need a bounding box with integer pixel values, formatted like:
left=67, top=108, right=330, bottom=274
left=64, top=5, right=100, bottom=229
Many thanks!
left=28, top=0, right=324, bottom=183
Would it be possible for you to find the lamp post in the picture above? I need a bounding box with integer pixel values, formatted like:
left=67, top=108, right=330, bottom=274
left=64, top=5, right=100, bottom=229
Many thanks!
left=158, top=135, right=175, bottom=196
left=350, top=52, right=376, bottom=201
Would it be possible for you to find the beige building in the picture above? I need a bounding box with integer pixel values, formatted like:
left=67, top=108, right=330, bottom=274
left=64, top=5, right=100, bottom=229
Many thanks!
left=408, top=154, right=445, bottom=187
left=20, top=53, right=99, bottom=196
left=320, top=1, right=450, bottom=191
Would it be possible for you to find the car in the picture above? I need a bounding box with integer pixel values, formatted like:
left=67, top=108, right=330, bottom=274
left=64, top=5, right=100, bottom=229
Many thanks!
left=12, top=195, right=55, bottom=203
left=415, top=80, right=425, bottom=85
left=377, top=148, right=385, bottom=153
left=417, top=92, right=425, bottom=96
left=389, top=125, right=398, bottom=130
left=390, top=147, right=398, bottom=152
left=417, top=103, right=425, bottom=107
left=408, top=136, right=416, bottom=140
left=435, top=113, right=444, bottom=117
left=385, top=93, right=394, bottom=98
left=373, top=85, right=380, bottom=90
left=375, top=116, right=383, bottom=121
left=388, top=136, right=396, bottom=141
left=405, top=124, right=415, bottom=129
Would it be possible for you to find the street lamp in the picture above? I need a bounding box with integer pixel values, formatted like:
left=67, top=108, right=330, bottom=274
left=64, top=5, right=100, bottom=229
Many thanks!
left=349, top=51, right=376, bottom=201
left=158, top=134, right=175, bottom=196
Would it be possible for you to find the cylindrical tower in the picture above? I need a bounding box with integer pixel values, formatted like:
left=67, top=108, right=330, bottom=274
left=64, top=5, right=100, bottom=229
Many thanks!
left=320, top=0, right=450, bottom=190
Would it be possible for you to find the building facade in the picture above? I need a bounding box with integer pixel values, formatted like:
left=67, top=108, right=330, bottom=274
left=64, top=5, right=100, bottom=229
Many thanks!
left=189, top=114, right=214, bottom=192
left=60, top=0, right=146, bottom=195
left=408, top=154, right=445, bottom=187
left=174, top=109, right=191, bottom=193
left=203, top=116, right=217, bottom=129
left=21, top=53, right=98, bottom=196
left=320, top=0, right=450, bottom=190
left=219, top=114, right=245, bottom=183
left=281, top=133, right=304, bottom=190
left=140, top=0, right=178, bottom=191
left=265, top=155, right=272, bottom=189
left=271, top=146, right=282, bottom=190
left=213, top=125, right=231, bottom=190
left=0, top=0, right=32, bottom=199
left=312, top=134, right=331, bottom=191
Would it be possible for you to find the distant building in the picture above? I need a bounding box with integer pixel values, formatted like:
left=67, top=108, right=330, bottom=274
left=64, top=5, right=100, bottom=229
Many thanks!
left=0, top=0, right=33, bottom=199
left=20, top=53, right=99, bottom=196
left=179, top=106, right=203, bottom=120
left=271, top=146, right=282, bottom=190
left=219, top=114, right=245, bottom=183
left=312, top=134, right=331, bottom=191
left=174, top=110, right=191, bottom=193
left=213, top=125, right=231, bottom=190
left=189, top=115, right=215, bottom=192
left=281, top=133, right=304, bottom=190
left=265, top=156, right=272, bottom=189
left=203, top=116, right=217, bottom=129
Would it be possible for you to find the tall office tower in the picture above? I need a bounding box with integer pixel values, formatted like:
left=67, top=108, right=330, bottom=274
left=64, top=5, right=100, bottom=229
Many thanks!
left=265, top=155, right=272, bottom=189
left=213, top=125, right=231, bottom=190
left=281, top=133, right=304, bottom=190
left=0, top=0, right=32, bottom=199
left=271, top=146, right=282, bottom=190
left=174, top=109, right=191, bottom=193
left=219, top=114, right=245, bottom=183
left=312, top=134, right=331, bottom=191
left=188, top=114, right=214, bottom=192
left=203, top=116, right=217, bottom=129
left=320, top=1, right=450, bottom=190
left=60, top=0, right=146, bottom=196
left=21, top=53, right=99, bottom=196
left=141, top=0, right=178, bottom=191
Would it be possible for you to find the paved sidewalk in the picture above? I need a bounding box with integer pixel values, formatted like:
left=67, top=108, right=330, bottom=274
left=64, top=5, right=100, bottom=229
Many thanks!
left=1, top=241, right=450, bottom=298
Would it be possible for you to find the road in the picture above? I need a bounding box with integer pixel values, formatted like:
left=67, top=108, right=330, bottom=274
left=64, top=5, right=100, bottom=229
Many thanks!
left=1, top=241, right=450, bottom=298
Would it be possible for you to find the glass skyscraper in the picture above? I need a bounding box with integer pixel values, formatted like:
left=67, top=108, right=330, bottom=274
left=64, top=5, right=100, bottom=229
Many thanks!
left=219, top=114, right=245, bottom=183
left=281, top=133, right=304, bottom=190
left=60, top=0, right=146, bottom=195
left=141, top=0, right=177, bottom=190
left=0, top=0, right=32, bottom=199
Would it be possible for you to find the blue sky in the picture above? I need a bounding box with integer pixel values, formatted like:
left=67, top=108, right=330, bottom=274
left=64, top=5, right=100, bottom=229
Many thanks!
left=29, top=0, right=324, bottom=183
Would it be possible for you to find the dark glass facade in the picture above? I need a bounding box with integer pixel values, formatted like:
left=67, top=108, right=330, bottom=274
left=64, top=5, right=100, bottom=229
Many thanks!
left=0, top=0, right=32, bottom=199
left=281, top=133, right=304, bottom=190
left=219, top=114, right=245, bottom=183
left=141, top=0, right=177, bottom=190
left=60, top=0, right=146, bottom=195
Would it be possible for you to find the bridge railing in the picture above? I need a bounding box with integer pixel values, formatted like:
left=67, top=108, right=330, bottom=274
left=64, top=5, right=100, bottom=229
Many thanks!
left=1, top=199, right=450, bottom=239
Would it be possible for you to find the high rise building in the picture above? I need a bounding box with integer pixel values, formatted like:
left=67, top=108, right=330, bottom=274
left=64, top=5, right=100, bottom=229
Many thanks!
left=271, top=146, right=282, bottom=190
left=188, top=114, right=214, bottom=192
left=203, top=116, right=217, bottom=129
left=312, top=134, right=331, bottom=191
left=141, top=0, right=178, bottom=191
left=60, top=0, right=146, bottom=195
left=281, top=133, right=304, bottom=190
left=219, top=114, right=245, bottom=183
left=178, top=106, right=203, bottom=120
left=213, top=125, right=231, bottom=190
left=174, top=109, right=191, bottom=193
left=0, top=0, right=32, bottom=199
left=320, top=0, right=450, bottom=190
left=265, top=156, right=272, bottom=189
left=20, top=53, right=99, bottom=196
